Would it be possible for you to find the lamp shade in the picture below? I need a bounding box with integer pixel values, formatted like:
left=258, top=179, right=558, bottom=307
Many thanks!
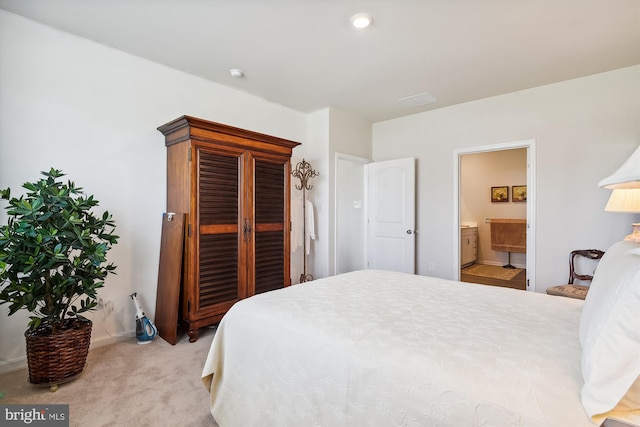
left=598, top=145, right=640, bottom=189
left=604, top=188, right=640, bottom=213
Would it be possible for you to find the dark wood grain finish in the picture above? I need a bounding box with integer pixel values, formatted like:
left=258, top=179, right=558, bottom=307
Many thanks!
left=198, top=152, right=239, bottom=225
left=158, top=116, right=300, bottom=343
left=255, top=230, right=285, bottom=295
left=199, top=233, right=239, bottom=306
left=158, top=115, right=300, bottom=154
left=255, top=160, right=285, bottom=224
left=154, top=213, right=185, bottom=345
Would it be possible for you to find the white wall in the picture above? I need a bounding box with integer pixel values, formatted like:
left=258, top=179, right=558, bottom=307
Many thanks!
left=302, top=108, right=372, bottom=281
left=302, top=109, right=330, bottom=281
left=327, top=109, right=372, bottom=275
left=461, top=149, right=527, bottom=267
left=373, top=65, right=640, bottom=291
left=0, top=10, right=307, bottom=371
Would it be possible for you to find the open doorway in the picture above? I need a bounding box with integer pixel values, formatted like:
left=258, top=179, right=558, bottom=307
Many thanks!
left=334, top=153, right=369, bottom=275
left=334, top=154, right=416, bottom=276
left=453, top=140, right=536, bottom=291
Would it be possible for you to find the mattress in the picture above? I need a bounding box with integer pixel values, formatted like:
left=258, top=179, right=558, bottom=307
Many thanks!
left=202, top=269, right=595, bottom=426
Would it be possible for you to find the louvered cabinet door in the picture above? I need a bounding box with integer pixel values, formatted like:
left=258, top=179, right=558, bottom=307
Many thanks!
left=193, top=145, right=245, bottom=321
left=250, top=154, right=291, bottom=295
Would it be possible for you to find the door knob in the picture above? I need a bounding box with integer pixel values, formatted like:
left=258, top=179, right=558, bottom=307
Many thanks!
left=406, top=230, right=413, bottom=234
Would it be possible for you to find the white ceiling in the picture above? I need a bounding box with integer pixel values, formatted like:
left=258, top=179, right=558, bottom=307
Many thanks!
left=1, top=0, right=639, bottom=123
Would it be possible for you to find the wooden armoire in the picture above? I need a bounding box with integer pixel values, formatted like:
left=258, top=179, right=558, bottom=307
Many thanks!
left=157, top=116, right=300, bottom=343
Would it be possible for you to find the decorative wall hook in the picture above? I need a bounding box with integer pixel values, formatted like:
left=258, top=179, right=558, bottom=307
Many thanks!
left=292, top=159, right=319, bottom=191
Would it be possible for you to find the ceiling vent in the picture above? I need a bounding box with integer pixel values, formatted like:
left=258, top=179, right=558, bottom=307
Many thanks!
left=398, top=92, right=437, bottom=107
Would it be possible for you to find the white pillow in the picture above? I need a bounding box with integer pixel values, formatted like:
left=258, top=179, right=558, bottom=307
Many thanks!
left=580, top=240, right=640, bottom=421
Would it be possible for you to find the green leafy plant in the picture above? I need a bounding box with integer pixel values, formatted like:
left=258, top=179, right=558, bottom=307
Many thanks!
left=0, top=168, right=118, bottom=333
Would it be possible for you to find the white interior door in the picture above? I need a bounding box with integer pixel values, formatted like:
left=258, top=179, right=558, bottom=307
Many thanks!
left=366, top=158, right=416, bottom=273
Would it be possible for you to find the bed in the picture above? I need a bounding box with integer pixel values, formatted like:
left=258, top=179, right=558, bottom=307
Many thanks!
left=202, top=240, right=640, bottom=426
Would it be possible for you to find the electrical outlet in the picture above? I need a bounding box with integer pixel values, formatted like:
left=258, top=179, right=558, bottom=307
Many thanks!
left=97, top=297, right=111, bottom=308
left=104, top=301, right=114, bottom=314
left=97, top=297, right=114, bottom=313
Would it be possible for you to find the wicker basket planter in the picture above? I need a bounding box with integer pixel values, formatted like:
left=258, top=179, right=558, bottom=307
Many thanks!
left=1, top=170, right=118, bottom=392
left=25, top=318, right=92, bottom=387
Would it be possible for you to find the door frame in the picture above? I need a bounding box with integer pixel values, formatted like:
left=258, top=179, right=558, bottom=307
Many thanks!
left=452, top=140, right=537, bottom=291
left=334, top=152, right=370, bottom=276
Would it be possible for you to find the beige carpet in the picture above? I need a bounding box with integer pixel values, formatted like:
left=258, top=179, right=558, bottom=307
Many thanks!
left=0, top=327, right=217, bottom=427
left=462, top=263, right=523, bottom=281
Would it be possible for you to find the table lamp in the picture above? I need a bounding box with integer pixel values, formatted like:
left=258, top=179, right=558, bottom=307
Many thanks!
left=599, top=145, right=640, bottom=242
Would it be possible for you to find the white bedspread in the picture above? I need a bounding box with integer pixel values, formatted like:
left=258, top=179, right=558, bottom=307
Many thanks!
left=202, top=269, right=595, bottom=426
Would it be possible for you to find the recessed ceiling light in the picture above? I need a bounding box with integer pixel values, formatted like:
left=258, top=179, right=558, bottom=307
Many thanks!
left=350, top=13, right=373, bottom=29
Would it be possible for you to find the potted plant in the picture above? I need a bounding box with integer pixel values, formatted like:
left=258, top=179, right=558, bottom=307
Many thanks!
left=0, top=168, right=118, bottom=390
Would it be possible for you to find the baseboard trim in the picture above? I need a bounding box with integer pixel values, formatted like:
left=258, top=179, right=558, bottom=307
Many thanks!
left=0, top=331, right=133, bottom=375
left=0, top=357, right=28, bottom=376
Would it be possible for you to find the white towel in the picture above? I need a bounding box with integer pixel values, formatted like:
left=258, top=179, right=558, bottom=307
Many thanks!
left=305, top=200, right=316, bottom=255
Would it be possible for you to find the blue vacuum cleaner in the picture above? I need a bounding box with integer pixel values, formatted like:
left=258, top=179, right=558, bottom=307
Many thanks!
left=130, top=292, right=157, bottom=344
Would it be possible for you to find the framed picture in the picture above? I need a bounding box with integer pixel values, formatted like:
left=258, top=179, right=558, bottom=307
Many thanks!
left=491, top=186, right=509, bottom=203
left=512, top=185, right=527, bottom=202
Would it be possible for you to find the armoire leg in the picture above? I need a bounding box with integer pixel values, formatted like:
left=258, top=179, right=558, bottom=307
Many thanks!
left=188, top=328, right=199, bottom=343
